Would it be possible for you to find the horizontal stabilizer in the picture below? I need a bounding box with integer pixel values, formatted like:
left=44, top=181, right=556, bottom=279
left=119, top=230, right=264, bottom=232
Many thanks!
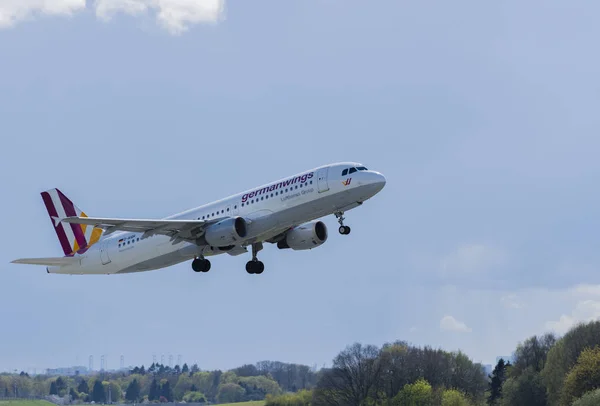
left=11, top=257, right=80, bottom=266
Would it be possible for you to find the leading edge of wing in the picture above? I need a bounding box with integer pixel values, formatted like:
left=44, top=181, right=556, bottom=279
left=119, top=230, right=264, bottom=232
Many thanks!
left=61, top=216, right=206, bottom=228
left=61, top=216, right=208, bottom=238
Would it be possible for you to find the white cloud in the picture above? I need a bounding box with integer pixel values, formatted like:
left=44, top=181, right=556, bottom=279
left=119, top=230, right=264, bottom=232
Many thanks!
left=569, top=284, right=600, bottom=297
left=440, top=243, right=506, bottom=275
left=95, top=0, right=225, bottom=35
left=409, top=326, right=418, bottom=333
left=0, top=0, right=85, bottom=28
left=545, top=299, right=600, bottom=335
left=501, top=294, right=521, bottom=309
left=440, top=315, right=472, bottom=333
left=0, top=0, right=225, bottom=34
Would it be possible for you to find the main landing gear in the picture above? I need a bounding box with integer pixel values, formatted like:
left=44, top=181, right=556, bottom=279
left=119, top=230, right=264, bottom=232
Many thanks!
left=246, top=242, right=265, bottom=275
left=336, top=211, right=351, bottom=235
left=192, top=256, right=211, bottom=273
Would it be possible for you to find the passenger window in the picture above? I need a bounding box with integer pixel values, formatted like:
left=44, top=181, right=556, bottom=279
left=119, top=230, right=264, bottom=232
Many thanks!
left=342, top=169, right=348, bottom=176
left=349, top=167, right=357, bottom=174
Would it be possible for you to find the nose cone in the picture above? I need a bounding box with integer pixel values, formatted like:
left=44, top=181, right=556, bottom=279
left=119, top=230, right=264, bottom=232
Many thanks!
left=373, top=172, right=386, bottom=190
left=370, top=171, right=386, bottom=192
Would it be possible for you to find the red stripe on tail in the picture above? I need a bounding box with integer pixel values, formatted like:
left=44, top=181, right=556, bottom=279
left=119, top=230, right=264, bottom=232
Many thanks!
left=41, top=191, right=72, bottom=256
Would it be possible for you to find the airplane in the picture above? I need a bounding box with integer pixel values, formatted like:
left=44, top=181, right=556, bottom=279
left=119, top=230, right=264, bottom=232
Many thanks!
left=11, top=162, right=386, bottom=275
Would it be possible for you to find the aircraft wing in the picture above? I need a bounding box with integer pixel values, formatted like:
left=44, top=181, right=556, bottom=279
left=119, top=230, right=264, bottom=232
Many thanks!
left=62, top=216, right=209, bottom=241
left=12, top=257, right=80, bottom=266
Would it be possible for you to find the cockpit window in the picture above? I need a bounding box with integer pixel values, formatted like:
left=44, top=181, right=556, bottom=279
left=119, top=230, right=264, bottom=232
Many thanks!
left=349, top=167, right=357, bottom=174
left=342, top=169, right=348, bottom=176
left=357, top=167, right=368, bottom=171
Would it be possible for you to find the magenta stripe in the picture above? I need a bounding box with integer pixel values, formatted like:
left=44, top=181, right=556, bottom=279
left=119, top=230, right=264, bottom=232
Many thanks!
left=41, top=191, right=72, bottom=256
left=57, top=189, right=87, bottom=249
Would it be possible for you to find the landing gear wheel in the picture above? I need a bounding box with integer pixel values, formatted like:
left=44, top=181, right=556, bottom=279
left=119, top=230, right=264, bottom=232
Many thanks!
left=192, top=258, right=211, bottom=273
left=246, top=243, right=265, bottom=274
left=335, top=212, right=351, bottom=235
left=246, top=260, right=264, bottom=274
left=339, top=226, right=351, bottom=235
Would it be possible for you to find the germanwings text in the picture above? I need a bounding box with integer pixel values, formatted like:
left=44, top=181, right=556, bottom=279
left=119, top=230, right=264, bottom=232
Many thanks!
left=242, top=172, right=314, bottom=203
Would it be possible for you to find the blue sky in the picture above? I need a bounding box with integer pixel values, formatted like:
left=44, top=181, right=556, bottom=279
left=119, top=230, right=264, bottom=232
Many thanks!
left=2, top=0, right=600, bottom=373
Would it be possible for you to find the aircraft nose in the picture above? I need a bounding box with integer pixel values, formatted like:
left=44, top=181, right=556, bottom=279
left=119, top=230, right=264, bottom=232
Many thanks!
left=370, top=171, right=386, bottom=190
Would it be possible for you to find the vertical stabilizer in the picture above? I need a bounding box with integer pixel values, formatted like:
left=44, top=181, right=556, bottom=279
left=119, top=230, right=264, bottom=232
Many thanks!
left=40, top=189, right=103, bottom=256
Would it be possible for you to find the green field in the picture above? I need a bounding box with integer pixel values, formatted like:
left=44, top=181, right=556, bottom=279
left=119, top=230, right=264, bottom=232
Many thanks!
left=0, top=401, right=265, bottom=406
left=0, top=401, right=54, bottom=406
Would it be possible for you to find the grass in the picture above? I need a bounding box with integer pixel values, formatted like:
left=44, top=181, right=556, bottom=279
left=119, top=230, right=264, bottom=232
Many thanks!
left=0, top=401, right=54, bottom=406
left=0, top=401, right=265, bottom=406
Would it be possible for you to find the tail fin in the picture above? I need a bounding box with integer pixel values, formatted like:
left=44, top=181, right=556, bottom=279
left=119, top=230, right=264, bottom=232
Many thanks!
left=40, top=189, right=103, bottom=256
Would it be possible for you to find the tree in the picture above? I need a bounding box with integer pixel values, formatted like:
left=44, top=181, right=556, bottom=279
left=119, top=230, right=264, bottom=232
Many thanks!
left=542, top=321, right=600, bottom=406
left=69, top=388, right=78, bottom=401
left=77, top=379, right=89, bottom=395
left=441, top=389, right=471, bottom=406
left=562, top=346, right=600, bottom=405
left=191, top=364, right=200, bottom=374
left=126, top=379, right=141, bottom=403
left=92, top=380, right=105, bottom=403
left=49, top=381, right=58, bottom=395
left=233, top=364, right=259, bottom=377
left=183, top=391, right=207, bottom=403
left=572, top=388, right=600, bottom=406
left=512, top=333, right=556, bottom=376
left=160, top=380, right=173, bottom=402
left=487, top=359, right=510, bottom=405
left=500, top=367, right=546, bottom=406
left=55, top=377, right=67, bottom=396
left=174, top=373, right=193, bottom=400
left=266, top=389, right=312, bottom=406
left=216, top=383, right=245, bottom=404
left=313, top=343, right=384, bottom=406
left=182, top=364, right=189, bottom=374
left=149, top=378, right=159, bottom=401
left=392, top=378, right=433, bottom=406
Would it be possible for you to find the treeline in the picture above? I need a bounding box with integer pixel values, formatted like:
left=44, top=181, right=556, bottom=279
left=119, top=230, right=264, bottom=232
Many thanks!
left=5, top=321, right=600, bottom=405
left=265, top=321, right=600, bottom=406
left=265, top=341, right=487, bottom=406
left=0, top=360, right=319, bottom=404
left=485, top=321, right=600, bottom=406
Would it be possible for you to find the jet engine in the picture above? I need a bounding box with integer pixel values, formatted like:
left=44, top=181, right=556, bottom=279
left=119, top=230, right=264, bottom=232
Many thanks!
left=204, top=217, right=248, bottom=247
left=277, top=220, right=328, bottom=250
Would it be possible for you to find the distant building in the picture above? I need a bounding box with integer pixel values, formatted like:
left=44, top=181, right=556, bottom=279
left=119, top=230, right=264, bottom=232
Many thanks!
left=483, top=364, right=494, bottom=377
left=46, top=366, right=90, bottom=376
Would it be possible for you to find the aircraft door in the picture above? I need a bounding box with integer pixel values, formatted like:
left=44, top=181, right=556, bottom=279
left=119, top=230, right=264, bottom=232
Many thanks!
left=100, top=240, right=111, bottom=265
left=317, top=167, right=330, bottom=193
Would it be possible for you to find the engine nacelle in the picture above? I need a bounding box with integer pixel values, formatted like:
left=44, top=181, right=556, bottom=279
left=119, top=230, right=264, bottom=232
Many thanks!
left=204, top=217, right=248, bottom=247
left=277, top=221, right=328, bottom=251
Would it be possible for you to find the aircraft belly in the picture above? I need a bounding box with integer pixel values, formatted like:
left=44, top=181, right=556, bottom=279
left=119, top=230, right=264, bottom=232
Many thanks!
left=117, top=251, right=189, bottom=273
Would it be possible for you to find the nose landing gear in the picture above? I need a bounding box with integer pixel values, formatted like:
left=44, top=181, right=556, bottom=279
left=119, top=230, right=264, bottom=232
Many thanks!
left=335, top=212, right=351, bottom=235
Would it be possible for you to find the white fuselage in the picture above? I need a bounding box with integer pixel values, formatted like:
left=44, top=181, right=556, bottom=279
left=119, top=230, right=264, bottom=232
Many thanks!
left=48, top=162, right=386, bottom=274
